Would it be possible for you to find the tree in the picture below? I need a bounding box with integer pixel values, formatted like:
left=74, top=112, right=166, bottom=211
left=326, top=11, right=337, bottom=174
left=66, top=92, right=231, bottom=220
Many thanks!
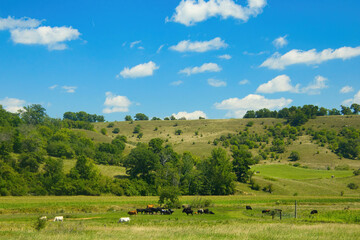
left=175, top=129, right=182, bottom=135
left=134, top=113, right=149, bottom=121
left=243, top=110, right=256, bottom=118
left=63, top=112, right=77, bottom=121
left=20, top=104, right=47, bottom=125
left=69, top=155, right=100, bottom=180
left=149, top=138, right=164, bottom=154
left=151, top=117, right=161, bottom=120
left=341, top=105, right=353, bottom=115
left=350, top=103, right=360, bottom=114
left=125, top=115, right=133, bottom=121
left=329, top=108, right=341, bottom=115
left=200, top=148, right=235, bottom=195
left=170, top=115, right=176, bottom=120
left=289, top=151, right=300, bottom=161
left=133, top=125, right=141, bottom=133
left=232, top=146, right=253, bottom=183
left=158, top=186, right=180, bottom=208
left=112, top=128, right=120, bottom=134
left=123, top=144, right=160, bottom=184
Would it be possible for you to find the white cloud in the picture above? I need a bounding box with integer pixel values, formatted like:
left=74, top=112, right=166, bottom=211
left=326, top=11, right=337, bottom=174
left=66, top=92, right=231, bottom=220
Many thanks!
left=172, top=111, right=207, bottom=120
left=49, top=84, right=58, bottom=90
left=0, top=97, right=26, bottom=113
left=103, top=92, right=131, bottom=113
left=243, top=50, right=268, bottom=56
left=0, top=16, right=42, bottom=30
left=214, top=94, right=292, bottom=118
left=239, top=79, right=250, bottom=85
left=130, top=40, right=141, bottom=48
left=208, top=78, right=226, bottom=87
left=157, top=44, right=165, bottom=54
left=171, top=80, right=184, bottom=86
left=117, top=61, right=159, bottom=79
left=272, top=35, right=288, bottom=48
left=11, top=26, right=80, bottom=50
left=169, top=37, right=227, bottom=53
left=256, top=75, right=299, bottom=93
left=340, top=85, right=354, bottom=94
left=167, top=0, right=267, bottom=26
left=179, top=62, right=221, bottom=75
left=62, top=86, right=77, bottom=93
left=301, top=75, right=328, bottom=95
left=261, top=46, right=360, bottom=70
left=343, top=90, right=360, bottom=106
left=218, top=54, right=231, bottom=60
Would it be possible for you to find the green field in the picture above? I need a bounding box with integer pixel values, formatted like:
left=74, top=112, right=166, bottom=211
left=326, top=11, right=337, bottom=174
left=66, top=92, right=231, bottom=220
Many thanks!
left=0, top=195, right=359, bottom=239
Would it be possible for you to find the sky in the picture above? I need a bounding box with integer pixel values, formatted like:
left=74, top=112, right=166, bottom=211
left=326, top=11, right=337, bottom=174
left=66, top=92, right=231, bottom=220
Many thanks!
left=0, top=0, right=360, bottom=121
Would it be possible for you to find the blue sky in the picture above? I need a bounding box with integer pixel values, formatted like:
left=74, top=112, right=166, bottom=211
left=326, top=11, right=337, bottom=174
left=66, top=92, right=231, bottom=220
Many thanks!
left=1, top=0, right=360, bottom=121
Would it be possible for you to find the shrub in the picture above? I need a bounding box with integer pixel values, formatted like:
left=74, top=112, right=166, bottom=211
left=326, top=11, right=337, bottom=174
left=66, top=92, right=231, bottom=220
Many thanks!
left=175, top=129, right=182, bottom=135
left=289, top=151, right=300, bottom=161
left=107, top=123, right=114, bottom=128
left=133, top=125, right=141, bottom=134
left=112, top=128, right=120, bottom=134
left=100, top=128, right=107, bottom=135
left=33, top=217, right=46, bottom=231
left=158, top=187, right=180, bottom=208
left=246, top=121, right=254, bottom=127
left=347, top=183, right=359, bottom=190
left=353, top=169, right=360, bottom=176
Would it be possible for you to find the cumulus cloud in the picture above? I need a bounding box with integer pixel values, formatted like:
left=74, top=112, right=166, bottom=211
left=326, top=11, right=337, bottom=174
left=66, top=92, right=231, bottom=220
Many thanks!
left=172, top=111, right=207, bottom=120
left=0, top=97, right=26, bottom=113
left=218, top=54, right=231, bottom=60
left=169, top=37, right=227, bottom=53
left=117, top=61, right=159, bottom=79
left=179, top=62, right=221, bottom=75
left=239, top=79, right=250, bottom=85
left=273, top=35, right=288, bottom=48
left=208, top=78, right=226, bottom=87
left=10, top=26, right=80, bottom=50
left=256, top=75, right=299, bottom=93
left=167, top=0, right=267, bottom=26
left=301, top=75, right=328, bottom=95
left=343, top=90, right=360, bottom=106
left=171, top=80, right=184, bottom=86
left=214, top=94, right=292, bottom=118
left=62, top=86, right=77, bottom=93
left=261, top=46, right=360, bottom=70
left=103, top=92, right=131, bottom=113
left=0, top=16, right=42, bottom=30
left=340, top=85, right=354, bottom=94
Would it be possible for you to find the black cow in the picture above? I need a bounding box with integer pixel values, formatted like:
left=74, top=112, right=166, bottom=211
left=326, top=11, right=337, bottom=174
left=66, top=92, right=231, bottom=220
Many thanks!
left=197, top=209, right=204, bottom=214
left=209, top=211, right=215, bottom=214
left=144, top=208, right=154, bottom=214
left=204, top=209, right=209, bottom=214
left=136, top=208, right=146, bottom=214
left=182, top=208, right=193, bottom=215
left=161, top=209, right=174, bottom=215
left=310, top=210, right=318, bottom=214
left=246, top=206, right=252, bottom=210
left=262, top=209, right=271, bottom=214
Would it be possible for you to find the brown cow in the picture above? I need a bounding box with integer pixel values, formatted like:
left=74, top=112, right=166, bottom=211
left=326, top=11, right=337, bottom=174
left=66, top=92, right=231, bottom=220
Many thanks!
left=262, top=209, right=271, bottom=214
left=128, top=210, right=137, bottom=215
left=147, top=204, right=154, bottom=209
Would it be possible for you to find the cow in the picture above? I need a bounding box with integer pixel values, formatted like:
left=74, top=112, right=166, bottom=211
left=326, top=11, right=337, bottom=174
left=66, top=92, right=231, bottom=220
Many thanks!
left=204, top=209, right=210, bottom=214
left=182, top=208, right=193, bottom=215
left=144, top=208, right=154, bottom=214
left=54, top=216, right=63, bottom=221
left=161, top=209, right=174, bottom=215
left=118, top=217, right=130, bottom=223
left=209, top=211, right=215, bottom=214
left=128, top=210, right=137, bottom=215
left=147, top=204, right=154, bottom=209
left=136, top=209, right=146, bottom=214
left=246, top=206, right=252, bottom=210
left=39, top=216, right=47, bottom=221
left=197, top=209, right=204, bottom=214
left=262, top=209, right=271, bottom=214
left=310, top=210, right=318, bottom=214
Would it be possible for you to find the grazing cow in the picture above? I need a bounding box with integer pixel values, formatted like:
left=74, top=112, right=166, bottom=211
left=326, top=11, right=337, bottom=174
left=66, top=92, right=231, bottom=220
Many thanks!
left=262, top=209, right=271, bottom=214
left=161, top=209, right=174, bottom=215
left=39, top=216, right=47, bottom=221
left=204, top=209, right=210, bottom=214
left=54, top=216, right=63, bottom=221
left=144, top=208, right=154, bottom=214
left=136, top=209, right=145, bottom=214
left=128, top=210, right=137, bottom=215
left=197, top=209, right=204, bottom=214
left=246, top=206, right=252, bottom=210
left=310, top=210, right=318, bottom=214
left=209, top=211, right=215, bottom=214
left=182, top=208, right=193, bottom=215
left=118, top=217, right=130, bottom=223
left=147, top=204, right=154, bottom=209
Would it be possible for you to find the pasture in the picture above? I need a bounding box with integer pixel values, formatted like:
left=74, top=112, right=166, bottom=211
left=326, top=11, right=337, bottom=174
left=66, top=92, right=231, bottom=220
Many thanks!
left=0, top=195, right=359, bottom=239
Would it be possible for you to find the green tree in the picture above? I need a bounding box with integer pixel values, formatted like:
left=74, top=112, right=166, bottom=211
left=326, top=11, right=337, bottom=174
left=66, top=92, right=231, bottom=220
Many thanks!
left=350, top=103, right=360, bottom=114
left=69, top=155, right=101, bottom=180
left=125, top=115, right=133, bottom=121
left=341, top=105, right=353, bottom=115
left=134, top=113, right=149, bottom=121
left=289, top=151, right=300, bottom=161
left=232, top=146, right=253, bottom=183
left=149, top=138, right=164, bottom=154
left=20, top=104, right=47, bottom=125
left=200, top=148, right=235, bottom=195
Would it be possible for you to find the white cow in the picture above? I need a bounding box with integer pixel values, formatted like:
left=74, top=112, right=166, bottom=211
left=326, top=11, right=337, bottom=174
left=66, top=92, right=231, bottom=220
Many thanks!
left=118, top=217, right=130, bottom=223
left=54, top=216, right=64, bottom=222
left=39, top=216, right=47, bottom=221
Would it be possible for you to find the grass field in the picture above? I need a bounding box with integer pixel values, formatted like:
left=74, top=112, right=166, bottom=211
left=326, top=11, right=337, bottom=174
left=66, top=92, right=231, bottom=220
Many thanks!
left=0, top=195, right=359, bottom=239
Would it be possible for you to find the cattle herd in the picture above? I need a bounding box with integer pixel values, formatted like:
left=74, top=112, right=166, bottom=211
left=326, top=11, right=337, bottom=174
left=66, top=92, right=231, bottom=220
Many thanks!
left=37, top=205, right=319, bottom=223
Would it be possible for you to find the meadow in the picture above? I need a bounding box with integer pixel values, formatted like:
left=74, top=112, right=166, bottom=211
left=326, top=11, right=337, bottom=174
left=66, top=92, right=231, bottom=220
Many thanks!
left=0, top=195, right=359, bottom=239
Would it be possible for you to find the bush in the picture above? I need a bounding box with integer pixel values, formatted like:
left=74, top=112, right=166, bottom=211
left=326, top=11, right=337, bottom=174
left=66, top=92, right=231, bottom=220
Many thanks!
left=347, top=183, right=359, bottom=190
left=100, top=128, right=107, bottom=135
left=133, top=125, right=141, bottom=134
left=33, top=217, right=46, bottom=231
left=112, top=128, right=120, bottom=134
left=175, top=129, right=182, bottom=135
left=353, top=169, right=360, bottom=176
left=107, top=123, right=114, bottom=128
left=189, top=197, right=213, bottom=208
left=289, top=151, right=300, bottom=161
left=246, top=121, right=254, bottom=127
left=158, top=187, right=180, bottom=208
